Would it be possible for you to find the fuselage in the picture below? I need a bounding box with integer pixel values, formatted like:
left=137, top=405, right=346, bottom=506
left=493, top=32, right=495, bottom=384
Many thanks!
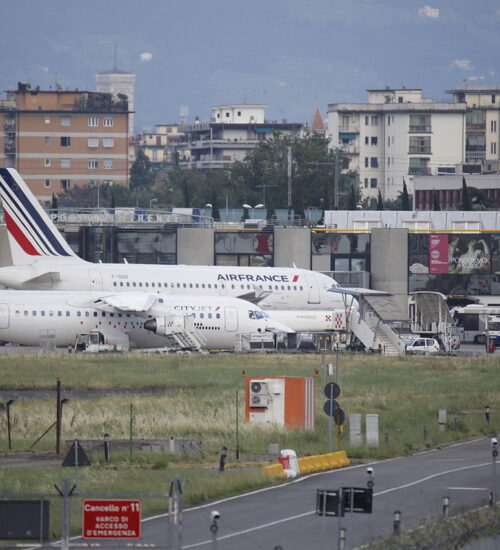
left=0, top=262, right=352, bottom=312
left=0, top=291, right=287, bottom=351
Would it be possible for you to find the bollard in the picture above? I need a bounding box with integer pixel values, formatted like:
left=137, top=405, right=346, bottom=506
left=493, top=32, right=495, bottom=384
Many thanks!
left=210, top=510, right=219, bottom=550
left=219, top=446, right=227, bottom=473
left=339, top=527, right=347, bottom=550
left=442, top=496, right=450, bottom=517
left=103, top=433, right=111, bottom=463
left=423, top=425, right=428, bottom=442
left=393, top=510, right=401, bottom=535
left=491, top=438, right=498, bottom=507
left=485, top=405, right=490, bottom=425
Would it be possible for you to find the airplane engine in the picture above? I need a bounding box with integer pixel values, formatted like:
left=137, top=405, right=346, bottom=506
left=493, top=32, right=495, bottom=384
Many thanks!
left=144, top=315, right=186, bottom=336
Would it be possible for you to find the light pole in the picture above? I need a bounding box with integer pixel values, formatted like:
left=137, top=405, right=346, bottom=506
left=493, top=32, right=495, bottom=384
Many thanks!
left=150, top=198, right=158, bottom=210
left=242, top=203, right=265, bottom=220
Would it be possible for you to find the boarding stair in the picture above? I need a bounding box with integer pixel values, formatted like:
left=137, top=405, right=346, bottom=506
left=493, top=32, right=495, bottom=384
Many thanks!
left=160, top=315, right=207, bottom=352
left=348, top=294, right=409, bottom=356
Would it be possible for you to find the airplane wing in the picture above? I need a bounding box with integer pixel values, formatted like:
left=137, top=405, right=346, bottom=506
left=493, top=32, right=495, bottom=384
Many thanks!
left=236, top=287, right=272, bottom=304
left=65, top=292, right=159, bottom=313
left=328, top=287, right=390, bottom=297
left=94, top=293, right=159, bottom=312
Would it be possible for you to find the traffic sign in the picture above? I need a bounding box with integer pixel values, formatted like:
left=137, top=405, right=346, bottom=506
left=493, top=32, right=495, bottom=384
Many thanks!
left=82, top=499, right=141, bottom=539
left=342, top=487, right=373, bottom=513
left=333, top=407, right=345, bottom=426
left=316, top=489, right=343, bottom=517
left=323, top=399, right=340, bottom=417
left=324, top=382, right=340, bottom=399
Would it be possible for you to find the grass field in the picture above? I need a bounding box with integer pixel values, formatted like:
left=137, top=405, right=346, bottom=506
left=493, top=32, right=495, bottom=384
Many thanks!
left=0, top=351, right=498, bottom=537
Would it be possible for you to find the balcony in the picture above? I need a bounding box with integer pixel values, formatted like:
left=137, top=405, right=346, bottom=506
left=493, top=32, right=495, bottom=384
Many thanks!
left=409, top=125, right=432, bottom=133
left=339, top=124, right=359, bottom=133
left=409, top=147, right=432, bottom=154
left=408, top=167, right=431, bottom=175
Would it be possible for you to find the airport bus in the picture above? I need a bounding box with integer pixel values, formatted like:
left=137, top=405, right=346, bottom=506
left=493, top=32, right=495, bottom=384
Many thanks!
left=450, top=305, right=500, bottom=344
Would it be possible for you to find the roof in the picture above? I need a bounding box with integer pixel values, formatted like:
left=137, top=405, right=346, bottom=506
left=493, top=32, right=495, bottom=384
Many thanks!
left=96, top=69, right=133, bottom=75
left=311, top=108, right=325, bottom=131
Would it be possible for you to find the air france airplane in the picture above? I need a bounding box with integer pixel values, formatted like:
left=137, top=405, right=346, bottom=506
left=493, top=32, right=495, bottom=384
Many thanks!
left=0, top=291, right=293, bottom=351
left=0, top=169, right=356, bottom=329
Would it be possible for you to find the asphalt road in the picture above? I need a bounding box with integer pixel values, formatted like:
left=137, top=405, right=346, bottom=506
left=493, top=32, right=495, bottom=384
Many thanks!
left=134, top=437, right=497, bottom=550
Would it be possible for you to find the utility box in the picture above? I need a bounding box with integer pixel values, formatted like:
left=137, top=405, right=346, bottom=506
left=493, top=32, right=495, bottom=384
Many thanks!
left=245, top=376, right=315, bottom=429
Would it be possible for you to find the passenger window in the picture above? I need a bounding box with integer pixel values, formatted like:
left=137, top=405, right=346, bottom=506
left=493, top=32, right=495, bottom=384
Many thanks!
left=57, top=311, right=62, bottom=316
left=208, top=284, right=211, bottom=289
left=93, top=312, right=98, bottom=317
left=66, top=311, right=70, bottom=317
left=133, top=282, right=137, bottom=287
left=200, top=313, right=204, bottom=319
left=24, top=311, right=28, bottom=316
left=139, top=282, right=143, bottom=287
left=113, top=282, right=117, bottom=287
left=189, top=283, right=193, bottom=288
left=126, top=282, right=130, bottom=287
left=41, top=311, right=45, bottom=316
left=216, top=313, right=220, bottom=319
left=85, top=312, right=90, bottom=317
left=33, top=311, right=36, bottom=316
left=208, top=313, right=212, bottom=319
left=214, top=284, right=218, bottom=289
left=151, top=282, right=155, bottom=288
left=119, top=282, right=123, bottom=287
left=145, top=282, right=149, bottom=287
left=183, top=283, right=187, bottom=288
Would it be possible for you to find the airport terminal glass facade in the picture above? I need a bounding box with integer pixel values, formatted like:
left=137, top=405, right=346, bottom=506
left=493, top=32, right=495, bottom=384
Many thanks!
left=408, top=233, right=500, bottom=296
left=214, top=231, right=274, bottom=266
left=62, top=227, right=177, bottom=264
left=311, top=232, right=371, bottom=273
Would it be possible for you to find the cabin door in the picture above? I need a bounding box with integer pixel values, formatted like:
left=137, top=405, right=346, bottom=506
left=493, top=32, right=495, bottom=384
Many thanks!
left=0, top=304, right=9, bottom=328
left=225, top=307, right=238, bottom=332
left=306, top=276, right=321, bottom=304
left=89, top=270, right=103, bottom=291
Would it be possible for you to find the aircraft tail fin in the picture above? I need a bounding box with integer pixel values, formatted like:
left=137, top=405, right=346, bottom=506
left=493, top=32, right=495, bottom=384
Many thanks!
left=0, top=168, right=81, bottom=265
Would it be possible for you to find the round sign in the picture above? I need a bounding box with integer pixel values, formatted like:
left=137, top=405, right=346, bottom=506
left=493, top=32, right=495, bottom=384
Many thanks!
left=324, top=382, right=341, bottom=400
left=333, top=407, right=345, bottom=426
left=323, top=400, right=339, bottom=417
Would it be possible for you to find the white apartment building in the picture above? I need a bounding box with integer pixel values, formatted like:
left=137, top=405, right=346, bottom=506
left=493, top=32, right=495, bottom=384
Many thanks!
left=178, top=104, right=302, bottom=169
left=327, top=88, right=467, bottom=201
left=446, top=84, right=500, bottom=169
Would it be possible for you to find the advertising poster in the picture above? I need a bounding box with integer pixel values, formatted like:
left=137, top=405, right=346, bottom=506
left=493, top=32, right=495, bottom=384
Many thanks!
left=429, top=234, right=448, bottom=274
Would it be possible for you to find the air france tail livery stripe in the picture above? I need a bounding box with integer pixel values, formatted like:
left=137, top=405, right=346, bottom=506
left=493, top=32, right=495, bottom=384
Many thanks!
left=0, top=168, right=73, bottom=257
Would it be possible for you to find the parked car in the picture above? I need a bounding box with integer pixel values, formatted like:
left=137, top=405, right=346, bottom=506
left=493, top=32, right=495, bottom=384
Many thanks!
left=405, top=337, right=441, bottom=354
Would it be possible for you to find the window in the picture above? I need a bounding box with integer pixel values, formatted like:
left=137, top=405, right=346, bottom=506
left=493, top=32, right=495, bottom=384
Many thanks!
left=44, top=117, right=51, bottom=124
left=371, top=116, right=378, bottom=126
left=44, top=179, right=51, bottom=188
left=237, top=111, right=241, bottom=116
left=103, top=137, right=114, bottom=148
left=44, top=158, right=51, bottom=167
left=225, top=112, right=230, bottom=118
left=364, top=178, right=368, bottom=188
left=387, top=117, right=390, bottom=126
left=88, top=137, right=99, bottom=148
left=88, top=159, right=98, bottom=169
left=370, top=178, right=378, bottom=188
left=492, top=95, right=496, bottom=104
left=364, top=136, right=369, bottom=145
left=387, top=157, right=391, bottom=166
left=88, top=116, right=99, bottom=127
left=409, top=114, right=431, bottom=133
left=491, top=142, right=497, bottom=155
left=45, top=136, right=51, bottom=145
left=370, top=157, right=378, bottom=168
left=409, top=157, right=430, bottom=175
left=61, top=180, right=70, bottom=190
left=103, top=117, right=114, bottom=127
left=60, top=158, right=71, bottom=169
left=371, top=137, right=378, bottom=146
left=491, top=121, right=497, bottom=133
left=364, top=157, right=369, bottom=167
left=60, top=137, right=71, bottom=147
left=60, top=116, right=71, bottom=126
left=409, top=136, right=431, bottom=154
left=103, top=159, right=113, bottom=169
left=365, top=116, right=369, bottom=126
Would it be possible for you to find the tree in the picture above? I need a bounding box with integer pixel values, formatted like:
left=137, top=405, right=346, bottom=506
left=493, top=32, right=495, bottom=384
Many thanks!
left=376, top=190, right=384, bottom=210
left=130, top=149, right=155, bottom=190
left=432, top=190, right=441, bottom=211
left=461, top=176, right=472, bottom=211
left=400, top=179, right=410, bottom=210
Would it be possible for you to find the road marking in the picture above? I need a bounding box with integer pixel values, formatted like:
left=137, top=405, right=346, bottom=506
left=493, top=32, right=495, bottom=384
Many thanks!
left=445, top=487, right=489, bottom=491
left=181, top=510, right=314, bottom=549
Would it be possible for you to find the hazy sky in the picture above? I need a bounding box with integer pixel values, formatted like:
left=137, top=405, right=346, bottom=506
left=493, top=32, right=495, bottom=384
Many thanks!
left=1, top=0, right=499, bottom=132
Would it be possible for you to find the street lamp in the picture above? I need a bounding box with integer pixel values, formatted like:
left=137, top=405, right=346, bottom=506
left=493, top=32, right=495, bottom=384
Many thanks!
left=150, top=198, right=158, bottom=210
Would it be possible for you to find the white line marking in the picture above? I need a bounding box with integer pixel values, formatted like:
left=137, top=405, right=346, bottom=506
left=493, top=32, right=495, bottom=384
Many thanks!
left=446, top=487, right=489, bottom=491
left=181, top=511, right=314, bottom=549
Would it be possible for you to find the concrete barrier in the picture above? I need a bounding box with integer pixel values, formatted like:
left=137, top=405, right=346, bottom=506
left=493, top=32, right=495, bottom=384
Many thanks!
left=263, top=450, right=350, bottom=478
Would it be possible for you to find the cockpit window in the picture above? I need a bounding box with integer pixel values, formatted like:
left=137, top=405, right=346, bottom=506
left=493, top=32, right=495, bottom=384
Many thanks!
left=248, top=311, right=255, bottom=320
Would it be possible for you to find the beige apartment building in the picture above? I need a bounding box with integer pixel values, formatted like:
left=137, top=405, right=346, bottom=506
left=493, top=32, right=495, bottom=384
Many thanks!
left=0, top=82, right=130, bottom=202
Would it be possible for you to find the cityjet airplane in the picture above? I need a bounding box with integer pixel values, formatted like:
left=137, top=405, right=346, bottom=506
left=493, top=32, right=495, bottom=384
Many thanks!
left=0, top=291, right=293, bottom=351
left=0, top=169, right=356, bottom=329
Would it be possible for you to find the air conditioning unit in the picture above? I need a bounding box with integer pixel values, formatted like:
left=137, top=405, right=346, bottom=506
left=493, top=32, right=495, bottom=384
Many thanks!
left=249, top=380, right=269, bottom=407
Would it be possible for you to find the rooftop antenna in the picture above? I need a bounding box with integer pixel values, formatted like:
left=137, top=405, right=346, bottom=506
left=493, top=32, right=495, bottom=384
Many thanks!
left=113, top=43, right=117, bottom=70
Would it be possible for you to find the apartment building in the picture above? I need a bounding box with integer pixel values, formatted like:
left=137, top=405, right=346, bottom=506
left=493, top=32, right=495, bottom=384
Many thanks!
left=327, top=88, right=466, bottom=201
left=0, top=82, right=130, bottom=201
left=446, top=84, right=500, bottom=169
left=177, top=104, right=302, bottom=169
left=135, top=124, right=185, bottom=169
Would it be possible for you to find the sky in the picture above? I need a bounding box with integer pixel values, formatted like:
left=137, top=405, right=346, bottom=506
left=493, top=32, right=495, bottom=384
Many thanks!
left=1, top=0, right=499, bottom=133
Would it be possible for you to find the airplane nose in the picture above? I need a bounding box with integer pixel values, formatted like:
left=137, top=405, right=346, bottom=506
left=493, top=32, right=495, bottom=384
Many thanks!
left=266, top=320, right=295, bottom=334
left=144, top=319, right=157, bottom=333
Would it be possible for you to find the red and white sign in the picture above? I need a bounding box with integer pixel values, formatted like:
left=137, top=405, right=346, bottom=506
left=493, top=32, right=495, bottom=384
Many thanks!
left=429, top=234, right=449, bottom=274
left=82, top=499, right=141, bottom=539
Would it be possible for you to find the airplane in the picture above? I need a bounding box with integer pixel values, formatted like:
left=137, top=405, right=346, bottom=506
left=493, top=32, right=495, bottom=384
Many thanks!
left=0, top=290, right=293, bottom=352
left=0, top=169, right=357, bottom=331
